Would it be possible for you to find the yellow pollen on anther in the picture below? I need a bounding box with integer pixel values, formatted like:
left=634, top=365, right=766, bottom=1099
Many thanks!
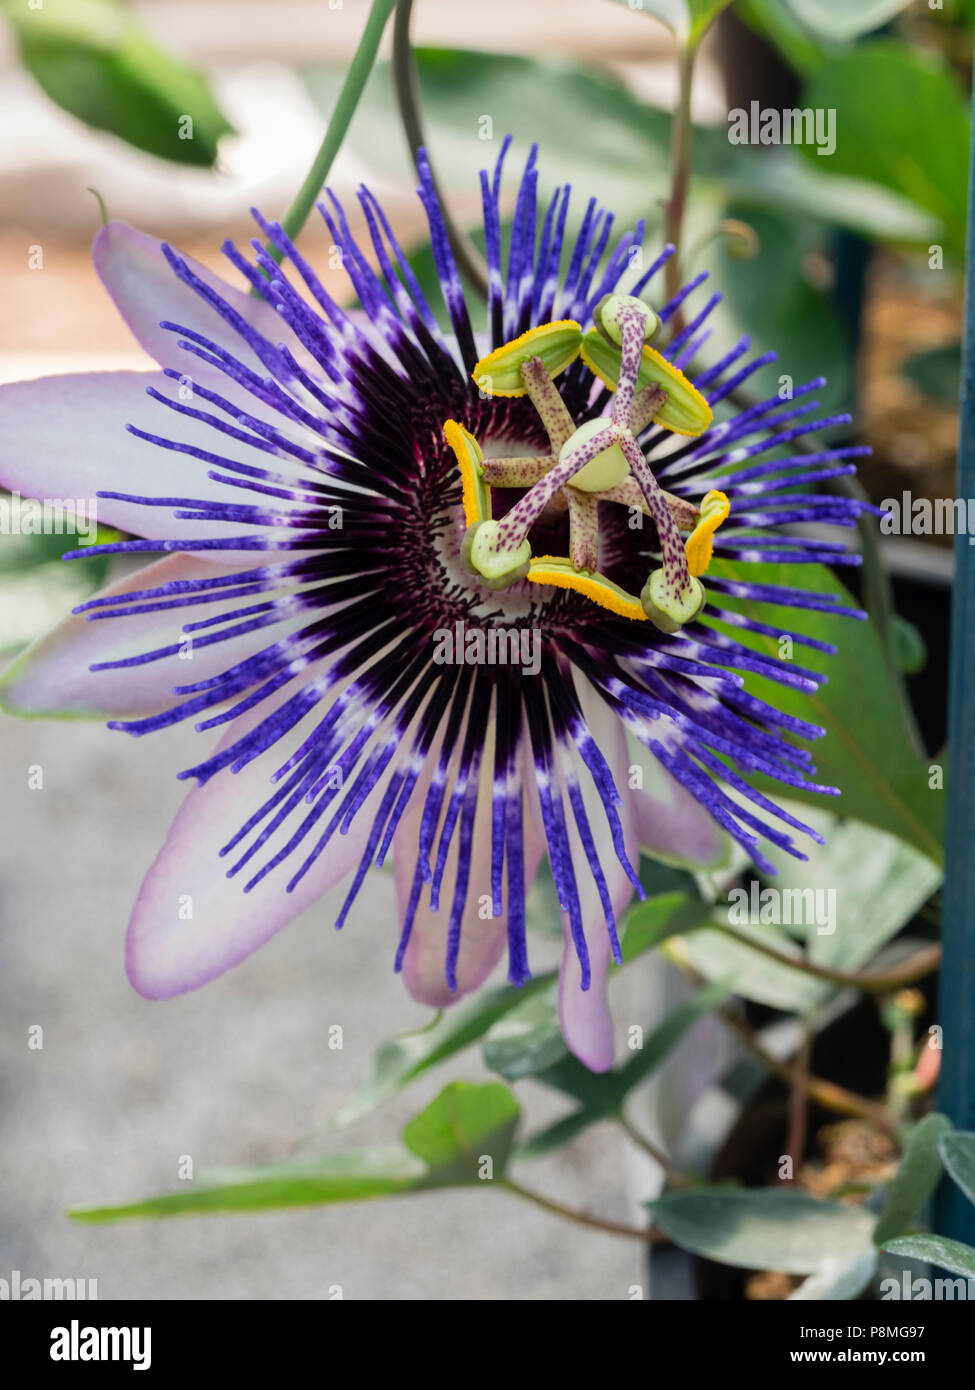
left=527, top=556, right=647, bottom=621
left=443, top=419, right=490, bottom=526
left=471, top=320, right=583, bottom=397
left=578, top=338, right=713, bottom=436
left=684, top=489, right=730, bottom=577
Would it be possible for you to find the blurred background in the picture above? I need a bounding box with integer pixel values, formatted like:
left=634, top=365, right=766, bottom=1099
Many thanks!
left=0, top=0, right=970, bottom=1299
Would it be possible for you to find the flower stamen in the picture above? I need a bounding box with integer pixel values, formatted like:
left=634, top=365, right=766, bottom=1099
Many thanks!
left=684, top=488, right=731, bottom=577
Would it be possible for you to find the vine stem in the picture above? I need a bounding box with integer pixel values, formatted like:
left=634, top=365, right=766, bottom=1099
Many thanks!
left=258, top=0, right=397, bottom=275
left=618, top=1114, right=692, bottom=1188
left=716, top=1004, right=896, bottom=1132
left=712, top=921, right=942, bottom=994
left=391, top=0, right=490, bottom=298
left=663, top=41, right=697, bottom=319
left=501, top=1177, right=665, bottom=1243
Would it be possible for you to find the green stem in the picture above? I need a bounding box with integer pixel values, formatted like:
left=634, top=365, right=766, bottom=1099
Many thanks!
left=260, top=0, right=396, bottom=275
left=618, top=1113, right=692, bottom=1188
left=501, top=1177, right=664, bottom=1243
left=391, top=0, right=489, bottom=298
left=712, top=920, right=942, bottom=994
left=663, top=42, right=697, bottom=317
left=715, top=1003, right=895, bottom=1131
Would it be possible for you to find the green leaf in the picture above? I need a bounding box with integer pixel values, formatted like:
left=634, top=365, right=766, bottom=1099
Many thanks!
left=4, top=0, right=233, bottom=166
left=331, top=974, right=551, bottom=1127
left=789, top=1250, right=878, bottom=1300
left=737, top=0, right=826, bottom=74
left=773, top=816, right=942, bottom=975
left=70, top=1083, right=522, bottom=1222
left=687, top=0, right=734, bottom=41
left=403, top=1081, right=520, bottom=1183
left=674, top=919, right=825, bottom=1012
left=69, top=1149, right=426, bottom=1222
left=482, top=986, right=566, bottom=1081
left=940, top=1131, right=975, bottom=1209
left=620, top=890, right=713, bottom=963
left=0, top=552, right=114, bottom=657
left=604, top=0, right=692, bottom=43
left=650, top=1188, right=876, bottom=1272
left=802, top=41, right=970, bottom=257
left=882, top=1234, right=975, bottom=1280
left=724, top=159, right=940, bottom=247
left=520, top=980, right=730, bottom=1156
left=706, top=204, right=852, bottom=413
left=703, top=559, right=943, bottom=863
left=610, top=0, right=732, bottom=44
left=785, top=0, right=912, bottom=41
left=874, top=1114, right=953, bottom=1246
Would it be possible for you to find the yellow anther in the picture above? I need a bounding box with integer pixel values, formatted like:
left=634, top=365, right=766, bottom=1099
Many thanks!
left=472, top=321, right=583, bottom=397
left=443, top=419, right=490, bottom=526
left=527, top=556, right=646, bottom=622
left=684, top=489, right=730, bottom=577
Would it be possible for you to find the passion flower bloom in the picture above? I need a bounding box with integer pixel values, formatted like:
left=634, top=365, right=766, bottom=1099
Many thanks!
left=0, top=142, right=868, bottom=1071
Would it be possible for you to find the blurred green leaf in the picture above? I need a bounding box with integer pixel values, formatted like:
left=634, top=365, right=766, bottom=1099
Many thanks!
left=0, top=537, right=116, bottom=656
left=71, top=1082, right=522, bottom=1221
left=940, top=1131, right=975, bottom=1208
left=604, top=0, right=732, bottom=44
left=775, top=817, right=941, bottom=974
left=603, top=0, right=692, bottom=43
left=802, top=40, right=970, bottom=257
left=687, top=0, right=734, bottom=40
left=789, top=1250, right=878, bottom=1299
left=882, top=1234, right=975, bottom=1279
left=722, top=159, right=940, bottom=247
left=650, top=1187, right=876, bottom=1272
left=306, top=49, right=933, bottom=262
left=69, top=1149, right=426, bottom=1221
left=621, top=890, right=713, bottom=962
left=679, top=813, right=940, bottom=1009
left=874, top=1114, right=953, bottom=1246
left=404, top=1081, right=520, bottom=1183
left=482, top=986, right=566, bottom=1081
left=705, top=204, right=852, bottom=412
left=330, top=973, right=551, bottom=1127
left=519, top=980, right=730, bottom=1156
left=674, top=919, right=824, bottom=1012
left=704, top=560, right=943, bottom=863
left=4, top=0, right=234, bottom=166
left=785, top=0, right=912, bottom=40
left=737, top=0, right=826, bottom=74
left=901, top=343, right=962, bottom=404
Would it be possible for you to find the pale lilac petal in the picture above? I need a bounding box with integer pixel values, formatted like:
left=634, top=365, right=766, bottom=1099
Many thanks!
left=93, top=221, right=296, bottom=374
left=125, top=682, right=382, bottom=999
left=556, top=685, right=639, bottom=1072
left=394, top=735, right=545, bottom=1007
left=0, top=371, right=300, bottom=554
left=626, top=733, right=729, bottom=869
left=0, top=555, right=293, bottom=719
